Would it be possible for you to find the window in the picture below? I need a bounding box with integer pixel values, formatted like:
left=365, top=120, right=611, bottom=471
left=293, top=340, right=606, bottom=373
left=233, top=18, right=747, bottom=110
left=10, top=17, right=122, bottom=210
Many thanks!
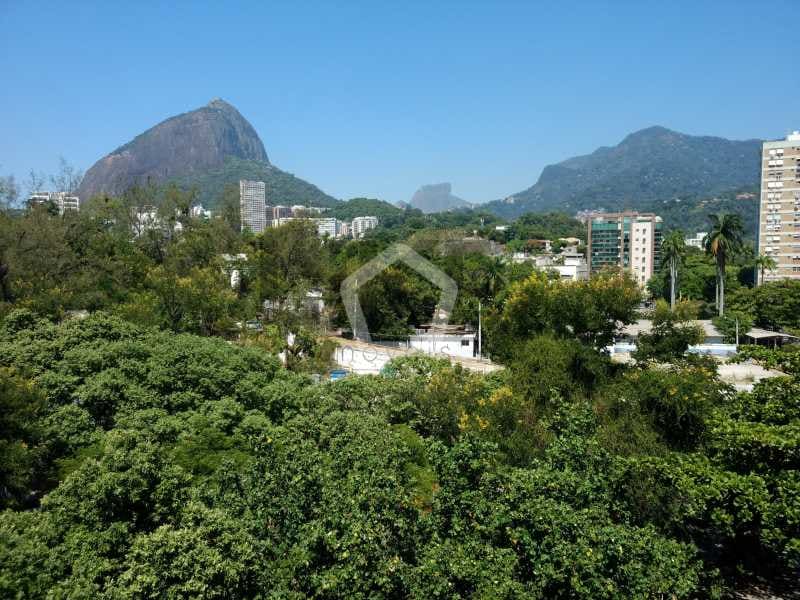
left=461, top=339, right=470, bottom=347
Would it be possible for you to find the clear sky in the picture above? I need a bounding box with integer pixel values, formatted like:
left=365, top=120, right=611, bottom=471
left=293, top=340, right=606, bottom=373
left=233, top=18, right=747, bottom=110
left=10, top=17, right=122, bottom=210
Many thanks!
left=1, top=1, right=798, bottom=204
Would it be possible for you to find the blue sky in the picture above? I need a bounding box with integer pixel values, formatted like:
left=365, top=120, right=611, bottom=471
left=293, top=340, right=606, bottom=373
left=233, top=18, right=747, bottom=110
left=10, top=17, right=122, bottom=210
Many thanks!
left=1, top=1, right=798, bottom=204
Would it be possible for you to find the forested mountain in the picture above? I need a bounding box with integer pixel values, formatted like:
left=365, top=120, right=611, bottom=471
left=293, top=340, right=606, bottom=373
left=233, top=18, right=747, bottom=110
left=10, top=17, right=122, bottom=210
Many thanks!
left=77, top=99, right=338, bottom=208
left=485, top=126, right=761, bottom=219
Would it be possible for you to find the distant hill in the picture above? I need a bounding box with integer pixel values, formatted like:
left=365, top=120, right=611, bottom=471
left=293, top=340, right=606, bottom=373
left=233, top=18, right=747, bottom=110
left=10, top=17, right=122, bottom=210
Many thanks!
left=171, top=157, right=338, bottom=209
left=327, top=198, right=404, bottom=221
left=77, top=99, right=337, bottom=208
left=484, top=126, right=761, bottom=219
left=410, top=183, right=469, bottom=213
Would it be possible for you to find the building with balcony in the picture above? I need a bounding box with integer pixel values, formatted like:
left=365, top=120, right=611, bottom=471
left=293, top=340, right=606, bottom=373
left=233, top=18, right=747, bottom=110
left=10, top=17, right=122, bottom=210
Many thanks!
left=587, top=212, right=662, bottom=286
left=758, top=131, right=800, bottom=283
left=28, top=191, right=80, bottom=215
left=351, top=216, right=378, bottom=238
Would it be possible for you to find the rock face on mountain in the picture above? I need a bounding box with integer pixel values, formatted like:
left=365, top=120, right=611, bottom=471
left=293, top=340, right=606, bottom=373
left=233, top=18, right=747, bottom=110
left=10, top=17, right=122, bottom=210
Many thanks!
left=75, top=99, right=338, bottom=207
left=484, top=126, right=761, bottom=219
left=77, top=99, right=270, bottom=200
left=409, top=183, right=468, bottom=213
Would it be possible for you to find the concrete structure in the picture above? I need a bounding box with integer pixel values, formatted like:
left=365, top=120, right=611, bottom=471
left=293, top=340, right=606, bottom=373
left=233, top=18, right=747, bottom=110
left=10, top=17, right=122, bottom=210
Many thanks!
left=685, top=232, right=707, bottom=250
left=611, top=319, right=737, bottom=357
left=274, top=217, right=299, bottom=227
left=271, top=205, right=292, bottom=221
left=758, top=131, right=800, bottom=283
left=587, top=212, right=662, bottom=286
left=331, top=337, right=500, bottom=376
left=550, top=252, right=589, bottom=281
left=191, top=205, right=212, bottom=219
left=351, top=216, right=378, bottom=238
left=28, top=191, right=80, bottom=215
left=239, top=180, right=267, bottom=233
left=313, top=217, right=338, bottom=238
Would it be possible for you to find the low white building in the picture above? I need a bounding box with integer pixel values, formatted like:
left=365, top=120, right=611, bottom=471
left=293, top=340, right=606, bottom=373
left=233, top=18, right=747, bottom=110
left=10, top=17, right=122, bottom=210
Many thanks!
left=191, top=205, right=212, bottom=219
left=28, top=191, right=80, bottom=215
left=549, top=253, right=589, bottom=281
left=685, top=232, right=707, bottom=249
left=610, top=319, right=736, bottom=356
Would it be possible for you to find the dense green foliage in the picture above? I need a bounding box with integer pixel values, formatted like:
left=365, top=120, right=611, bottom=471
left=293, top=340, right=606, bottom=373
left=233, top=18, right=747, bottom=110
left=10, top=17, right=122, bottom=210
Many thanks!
left=0, top=313, right=797, bottom=597
left=483, top=126, right=759, bottom=218
left=1, top=180, right=798, bottom=597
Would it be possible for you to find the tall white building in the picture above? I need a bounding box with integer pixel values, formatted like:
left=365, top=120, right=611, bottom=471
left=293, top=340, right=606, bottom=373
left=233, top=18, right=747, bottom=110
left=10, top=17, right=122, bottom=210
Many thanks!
left=758, top=131, right=800, bottom=283
left=28, top=191, right=80, bottom=215
left=239, top=180, right=267, bottom=233
left=351, top=216, right=378, bottom=239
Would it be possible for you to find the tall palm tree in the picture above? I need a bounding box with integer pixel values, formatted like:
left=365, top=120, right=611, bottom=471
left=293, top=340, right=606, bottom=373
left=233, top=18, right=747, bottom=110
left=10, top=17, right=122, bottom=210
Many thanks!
left=661, top=230, right=685, bottom=310
left=753, top=253, right=777, bottom=285
left=704, top=213, right=744, bottom=316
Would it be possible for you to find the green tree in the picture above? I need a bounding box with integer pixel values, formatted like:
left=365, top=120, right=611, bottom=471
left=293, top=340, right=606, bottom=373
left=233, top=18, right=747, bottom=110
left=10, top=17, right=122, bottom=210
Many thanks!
left=704, top=213, right=743, bottom=316
left=632, top=300, right=705, bottom=363
left=753, top=253, right=777, bottom=285
left=661, top=230, right=686, bottom=309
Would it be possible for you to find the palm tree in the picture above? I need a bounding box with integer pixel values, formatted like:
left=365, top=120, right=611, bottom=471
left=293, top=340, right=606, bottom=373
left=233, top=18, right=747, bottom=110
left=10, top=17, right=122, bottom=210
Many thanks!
left=753, top=253, right=777, bottom=285
left=704, top=213, right=744, bottom=316
left=661, top=231, right=685, bottom=310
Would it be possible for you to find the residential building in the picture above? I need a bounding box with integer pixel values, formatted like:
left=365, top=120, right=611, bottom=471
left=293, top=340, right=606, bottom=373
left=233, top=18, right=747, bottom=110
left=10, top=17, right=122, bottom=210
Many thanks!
left=28, top=191, right=80, bottom=215
left=239, top=180, right=267, bottom=233
left=587, top=212, right=662, bottom=286
left=270, top=205, right=292, bottom=221
left=351, top=216, right=378, bottom=238
left=313, top=217, right=338, bottom=238
left=758, top=131, right=800, bottom=283
left=191, top=205, right=212, bottom=219
left=685, top=232, right=707, bottom=250
left=551, top=252, right=589, bottom=281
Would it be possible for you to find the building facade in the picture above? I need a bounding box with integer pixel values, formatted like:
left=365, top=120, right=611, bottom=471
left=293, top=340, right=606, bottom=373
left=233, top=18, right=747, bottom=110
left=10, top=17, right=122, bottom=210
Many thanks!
left=587, top=212, right=662, bottom=285
left=351, top=216, right=378, bottom=238
left=313, top=217, right=338, bottom=238
left=758, top=131, right=800, bottom=283
left=28, top=191, right=80, bottom=215
left=685, top=231, right=707, bottom=250
left=239, top=180, right=267, bottom=233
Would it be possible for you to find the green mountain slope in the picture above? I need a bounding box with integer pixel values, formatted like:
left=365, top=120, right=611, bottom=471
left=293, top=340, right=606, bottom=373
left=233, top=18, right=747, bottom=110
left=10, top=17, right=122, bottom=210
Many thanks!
left=172, top=157, right=339, bottom=208
left=485, top=126, right=761, bottom=219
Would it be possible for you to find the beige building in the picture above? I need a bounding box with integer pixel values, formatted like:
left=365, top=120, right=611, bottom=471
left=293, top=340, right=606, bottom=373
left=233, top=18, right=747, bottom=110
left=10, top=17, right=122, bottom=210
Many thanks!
left=758, top=131, right=800, bottom=283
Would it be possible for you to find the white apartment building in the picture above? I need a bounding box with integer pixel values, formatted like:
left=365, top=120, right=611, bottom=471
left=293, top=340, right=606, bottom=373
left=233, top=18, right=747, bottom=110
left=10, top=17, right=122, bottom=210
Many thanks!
left=313, top=217, right=338, bottom=238
left=685, top=232, right=707, bottom=250
left=28, top=191, right=80, bottom=215
left=351, top=216, right=378, bottom=238
left=758, top=131, right=800, bottom=283
left=239, top=180, right=267, bottom=233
